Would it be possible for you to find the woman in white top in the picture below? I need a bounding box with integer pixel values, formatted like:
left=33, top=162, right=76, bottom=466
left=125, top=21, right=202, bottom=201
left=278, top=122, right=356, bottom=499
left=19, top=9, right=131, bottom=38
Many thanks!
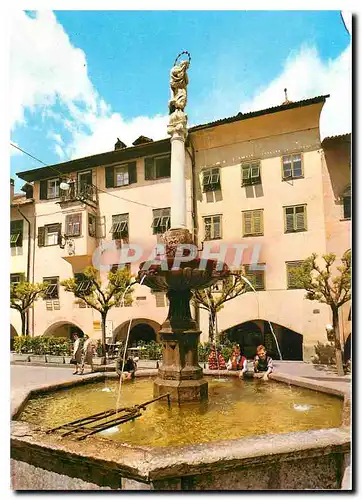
left=72, top=334, right=83, bottom=375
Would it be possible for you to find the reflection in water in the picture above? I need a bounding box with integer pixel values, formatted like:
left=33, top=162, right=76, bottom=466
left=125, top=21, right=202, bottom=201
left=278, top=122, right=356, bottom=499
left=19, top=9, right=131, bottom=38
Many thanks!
left=20, top=378, right=343, bottom=448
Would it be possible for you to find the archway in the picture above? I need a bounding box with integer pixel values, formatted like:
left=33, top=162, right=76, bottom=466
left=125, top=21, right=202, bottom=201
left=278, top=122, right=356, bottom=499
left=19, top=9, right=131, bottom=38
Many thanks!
left=43, top=322, right=85, bottom=339
left=222, top=320, right=303, bottom=360
left=112, top=318, right=161, bottom=345
left=10, top=325, right=18, bottom=351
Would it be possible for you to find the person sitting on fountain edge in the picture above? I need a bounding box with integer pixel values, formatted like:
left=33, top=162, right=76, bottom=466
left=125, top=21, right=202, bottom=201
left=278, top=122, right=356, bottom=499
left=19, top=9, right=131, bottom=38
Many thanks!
left=122, top=357, right=137, bottom=381
left=253, top=345, right=273, bottom=381
left=208, top=345, right=226, bottom=370
left=227, top=344, right=247, bottom=377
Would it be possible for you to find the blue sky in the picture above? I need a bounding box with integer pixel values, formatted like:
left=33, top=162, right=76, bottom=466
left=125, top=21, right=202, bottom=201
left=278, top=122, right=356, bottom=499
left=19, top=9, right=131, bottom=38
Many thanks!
left=10, top=10, right=351, bottom=190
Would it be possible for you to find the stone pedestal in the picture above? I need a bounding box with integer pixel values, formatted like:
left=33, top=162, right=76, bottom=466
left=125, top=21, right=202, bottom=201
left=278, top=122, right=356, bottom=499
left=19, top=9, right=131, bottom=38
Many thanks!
left=153, top=289, right=208, bottom=402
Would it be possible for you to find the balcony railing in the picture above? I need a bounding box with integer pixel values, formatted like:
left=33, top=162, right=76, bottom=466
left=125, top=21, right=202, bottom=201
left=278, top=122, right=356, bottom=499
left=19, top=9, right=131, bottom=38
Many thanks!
left=59, top=182, right=98, bottom=205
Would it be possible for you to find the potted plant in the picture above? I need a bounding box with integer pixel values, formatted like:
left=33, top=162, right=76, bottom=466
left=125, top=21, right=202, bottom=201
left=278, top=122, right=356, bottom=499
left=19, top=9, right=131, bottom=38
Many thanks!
left=28, top=337, right=47, bottom=363
left=63, top=339, right=74, bottom=365
left=93, top=340, right=104, bottom=365
left=47, top=337, right=67, bottom=364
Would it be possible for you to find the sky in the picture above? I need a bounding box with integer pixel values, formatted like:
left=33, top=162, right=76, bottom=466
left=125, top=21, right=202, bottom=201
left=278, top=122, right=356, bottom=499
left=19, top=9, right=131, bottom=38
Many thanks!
left=9, top=10, right=351, bottom=191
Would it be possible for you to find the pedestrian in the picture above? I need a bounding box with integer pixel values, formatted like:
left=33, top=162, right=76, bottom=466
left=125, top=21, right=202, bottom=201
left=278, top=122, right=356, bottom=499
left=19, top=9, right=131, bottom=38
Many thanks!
left=72, top=333, right=83, bottom=375
left=80, top=334, right=94, bottom=374
left=253, top=345, right=273, bottom=381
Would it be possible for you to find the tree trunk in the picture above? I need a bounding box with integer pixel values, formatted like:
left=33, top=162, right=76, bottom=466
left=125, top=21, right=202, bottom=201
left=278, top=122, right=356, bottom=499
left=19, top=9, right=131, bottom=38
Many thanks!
left=332, top=306, right=344, bottom=376
left=209, top=309, right=216, bottom=343
left=20, top=311, right=26, bottom=337
left=100, top=313, right=107, bottom=365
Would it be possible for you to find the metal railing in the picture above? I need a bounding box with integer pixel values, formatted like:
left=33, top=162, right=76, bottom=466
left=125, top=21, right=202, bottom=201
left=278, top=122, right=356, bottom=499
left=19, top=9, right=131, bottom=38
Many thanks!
left=60, top=181, right=98, bottom=204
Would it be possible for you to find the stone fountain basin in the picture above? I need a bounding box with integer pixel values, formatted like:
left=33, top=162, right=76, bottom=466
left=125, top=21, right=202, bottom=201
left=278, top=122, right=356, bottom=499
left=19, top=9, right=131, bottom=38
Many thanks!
left=11, top=371, right=351, bottom=491
left=138, top=258, right=229, bottom=291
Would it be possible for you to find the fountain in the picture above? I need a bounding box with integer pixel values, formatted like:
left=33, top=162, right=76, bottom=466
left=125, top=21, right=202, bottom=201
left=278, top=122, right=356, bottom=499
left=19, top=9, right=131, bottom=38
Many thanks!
left=137, top=52, right=228, bottom=402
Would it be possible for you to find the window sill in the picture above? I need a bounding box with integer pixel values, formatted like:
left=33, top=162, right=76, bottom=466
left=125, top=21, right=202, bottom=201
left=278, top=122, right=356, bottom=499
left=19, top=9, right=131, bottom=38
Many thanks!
left=10, top=245, right=23, bottom=249
left=241, top=181, right=262, bottom=187
left=340, top=218, right=351, bottom=221
left=242, top=233, right=264, bottom=237
left=282, top=176, right=304, bottom=182
left=64, top=234, right=82, bottom=239
left=44, top=243, right=60, bottom=247
left=204, top=237, right=222, bottom=241
left=284, top=230, right=307, bottom=234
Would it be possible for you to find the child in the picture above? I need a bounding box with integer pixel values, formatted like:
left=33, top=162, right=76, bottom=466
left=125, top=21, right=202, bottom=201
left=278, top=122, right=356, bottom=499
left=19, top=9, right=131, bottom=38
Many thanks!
left=253, top=345, right=273, bottom=380
left=227, top=344, right=247, bottom=377
left=208, top=346, right=227, bottom=370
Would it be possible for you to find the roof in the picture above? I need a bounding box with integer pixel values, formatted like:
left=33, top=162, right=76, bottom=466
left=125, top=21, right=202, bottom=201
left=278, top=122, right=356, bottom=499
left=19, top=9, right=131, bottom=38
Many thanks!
left=322, top=133, right=351, bottom=144
left=189, top=95, right=329, bottom=132
left=11, top=194, right=35, bottom=207
left=17, top=94, right=329, bottom=183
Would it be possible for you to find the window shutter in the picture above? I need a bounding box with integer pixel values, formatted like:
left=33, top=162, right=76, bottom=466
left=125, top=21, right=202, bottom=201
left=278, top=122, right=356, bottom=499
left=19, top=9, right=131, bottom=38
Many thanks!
left=145, top=158, right=154, bottom=180
left=253, top=210, right=263, bottom=235
left=105, top=166, right=115, bottom=188
left=295, top=206, right=306, bottom=231
left=38, top=227, right=45, bottom=247
left=128, top=162, right=137, bottom=184
left=243, top=212, right=252, bottom=235
left=39, top=180, right=48, bottom=200
left=57, top=224, right=62, bottom=245
left=284, top=208, right=295, bottom=232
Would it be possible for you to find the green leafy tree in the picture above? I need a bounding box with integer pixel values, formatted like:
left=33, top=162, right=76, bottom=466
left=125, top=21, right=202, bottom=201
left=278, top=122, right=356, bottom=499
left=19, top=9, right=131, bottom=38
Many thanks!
left=61, top=266, right=134, bottom=363
left=192, top=270, right=247, bottom=342
left=10, top=281, right=47, bottom=336
left=291, top=250, right=351, bottom=376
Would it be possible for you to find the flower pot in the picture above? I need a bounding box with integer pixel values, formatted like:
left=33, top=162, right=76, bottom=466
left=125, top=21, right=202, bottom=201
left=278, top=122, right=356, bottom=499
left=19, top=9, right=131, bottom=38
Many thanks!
left=93, top=357, right=104, bottom=365
left=29, top=355, right=47, bottom=363
left=11, top=353, right=30, bottom=362
left=64, top=356, right=73, bottom=365
left=46, top=355, right=65, bottom=364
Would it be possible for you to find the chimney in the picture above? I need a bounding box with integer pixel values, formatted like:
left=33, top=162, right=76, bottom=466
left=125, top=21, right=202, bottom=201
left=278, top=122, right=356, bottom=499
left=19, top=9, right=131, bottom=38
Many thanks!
left=10, top=178, right=14, bottom=201
left=282, top=88, right=292, bottom=105
left=114, top=138, right=127, bottom=150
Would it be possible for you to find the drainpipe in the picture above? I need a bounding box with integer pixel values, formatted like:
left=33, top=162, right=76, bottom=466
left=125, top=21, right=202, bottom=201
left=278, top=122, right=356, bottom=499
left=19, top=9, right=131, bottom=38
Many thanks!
left=186, top=135, right=200, bottom=329
left=17, top=206, right=32, bottom=336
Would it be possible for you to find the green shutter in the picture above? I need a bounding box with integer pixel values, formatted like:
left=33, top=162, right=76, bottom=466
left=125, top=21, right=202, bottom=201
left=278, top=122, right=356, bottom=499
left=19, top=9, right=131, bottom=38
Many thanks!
left=284, top=207, right=295, bottom=232
left=39, top=180, right=48, bottom=200
left=253, top=210, right=263, bottom=235
left=105, top=166, right=115, bottom=188
left=243, top=211, right=252, bottom=236
left=145, top=158, right=154, bottom=180
left=128, top=162, right=137, bottom=184
left=57, top=224, right=62, bottom=245
left=38, top=227, right=45, bottom=247
left=295, top=206, right=306, bottom=231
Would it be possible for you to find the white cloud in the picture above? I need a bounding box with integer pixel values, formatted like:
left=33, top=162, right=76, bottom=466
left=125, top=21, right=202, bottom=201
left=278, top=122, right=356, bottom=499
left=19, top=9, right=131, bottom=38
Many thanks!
left=10, top=10, right=169, bottom=161
left=239, top=43, right=351, bottom=139
left=10, top=142, right=23, bottom=156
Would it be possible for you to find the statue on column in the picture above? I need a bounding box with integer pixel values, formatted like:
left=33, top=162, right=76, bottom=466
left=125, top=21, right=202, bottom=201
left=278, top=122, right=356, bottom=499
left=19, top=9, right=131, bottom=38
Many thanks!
left=167, top=52, right=190, bottom=137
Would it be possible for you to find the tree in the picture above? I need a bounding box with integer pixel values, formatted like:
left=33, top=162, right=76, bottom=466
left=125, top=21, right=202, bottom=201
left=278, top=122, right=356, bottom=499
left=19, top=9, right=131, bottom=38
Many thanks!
left=10, top=281, right=48, bottom=336
left=192, top=270, right=248, bottom=342
left=291, top=250, right=351, bottom=376
left=61, top=266, right=134, bottom=363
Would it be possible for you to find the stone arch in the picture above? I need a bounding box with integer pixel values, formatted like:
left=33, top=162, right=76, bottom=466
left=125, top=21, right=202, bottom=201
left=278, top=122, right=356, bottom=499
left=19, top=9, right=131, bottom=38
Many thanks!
left=43, top=321, right=85, bottom=339
left=10, top=324, right=18, bottom=351
left=221, top=319, right=303, bottom=361
left=112, top=318, right=161, bottom=345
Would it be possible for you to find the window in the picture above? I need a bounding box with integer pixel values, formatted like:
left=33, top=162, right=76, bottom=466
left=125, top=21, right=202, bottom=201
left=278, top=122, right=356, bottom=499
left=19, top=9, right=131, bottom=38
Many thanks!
left=241, top=161, right=261, bottom=186
left=105, top=162, right=137, bottom=188
left=144, top=155, right=171, bottom=180
left=43, top=276, right=59, bottom=299
left=152, top=208, right=171, bottom=234
left=342, top=185, right=351, bottom=219
left=282, top=154, right=303, bottom=180
left=110, top=213, right=129, bottom=240
left=110, top=263, right=131, bottom=273
left=78, top=171, right=92, bottom=191
left=204, top=215, right=222, bottom=240
left=74, top=273, right=92, bottom=294
left=242, top=210, right=264, bottom=237
left=10, top=273, right=25, bottom=285
left=152, top=291, right=167, bottom=307
left=38, top=224, right=61, bottom=247
left=10, top=220, right=23, bottom=248
left=284, top=205, right=307, bottom=233
left=115, top=166, right=129, bottom=187
left=65, top=213, right=82, bottom=237
left=244, top=264, right=265, bottom=291
left=202, top=168, right=221, bottom=192
left=88, top=213, right=96, bottom=237
left=47, top=179, right=60, bottom=199
left=286, top=261, right=304, bottom=289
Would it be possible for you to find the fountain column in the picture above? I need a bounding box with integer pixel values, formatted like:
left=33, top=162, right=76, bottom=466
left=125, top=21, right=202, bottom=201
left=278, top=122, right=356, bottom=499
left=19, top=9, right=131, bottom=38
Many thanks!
left=169, top=117, right=187, bottom=229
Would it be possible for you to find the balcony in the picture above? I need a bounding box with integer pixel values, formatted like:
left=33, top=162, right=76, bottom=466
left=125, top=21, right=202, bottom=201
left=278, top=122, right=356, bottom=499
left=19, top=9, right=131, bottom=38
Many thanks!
left=59, top=181, right=98, bottom=207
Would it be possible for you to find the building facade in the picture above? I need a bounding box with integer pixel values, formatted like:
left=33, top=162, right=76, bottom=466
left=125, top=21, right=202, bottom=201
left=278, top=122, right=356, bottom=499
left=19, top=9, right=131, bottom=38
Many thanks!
left=11, top=96, right=351, bottom=361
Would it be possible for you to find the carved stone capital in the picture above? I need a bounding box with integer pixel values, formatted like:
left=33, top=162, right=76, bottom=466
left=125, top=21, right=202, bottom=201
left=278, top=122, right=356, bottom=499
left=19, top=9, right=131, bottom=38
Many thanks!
left=162, top=228, right=194, bottom=258
left=167, top=110, right=188, bottom=139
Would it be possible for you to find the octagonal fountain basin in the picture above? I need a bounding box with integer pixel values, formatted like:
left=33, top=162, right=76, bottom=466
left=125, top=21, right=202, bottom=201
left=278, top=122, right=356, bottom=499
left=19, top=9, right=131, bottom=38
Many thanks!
left=18, top=377, right=343, bottom=448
